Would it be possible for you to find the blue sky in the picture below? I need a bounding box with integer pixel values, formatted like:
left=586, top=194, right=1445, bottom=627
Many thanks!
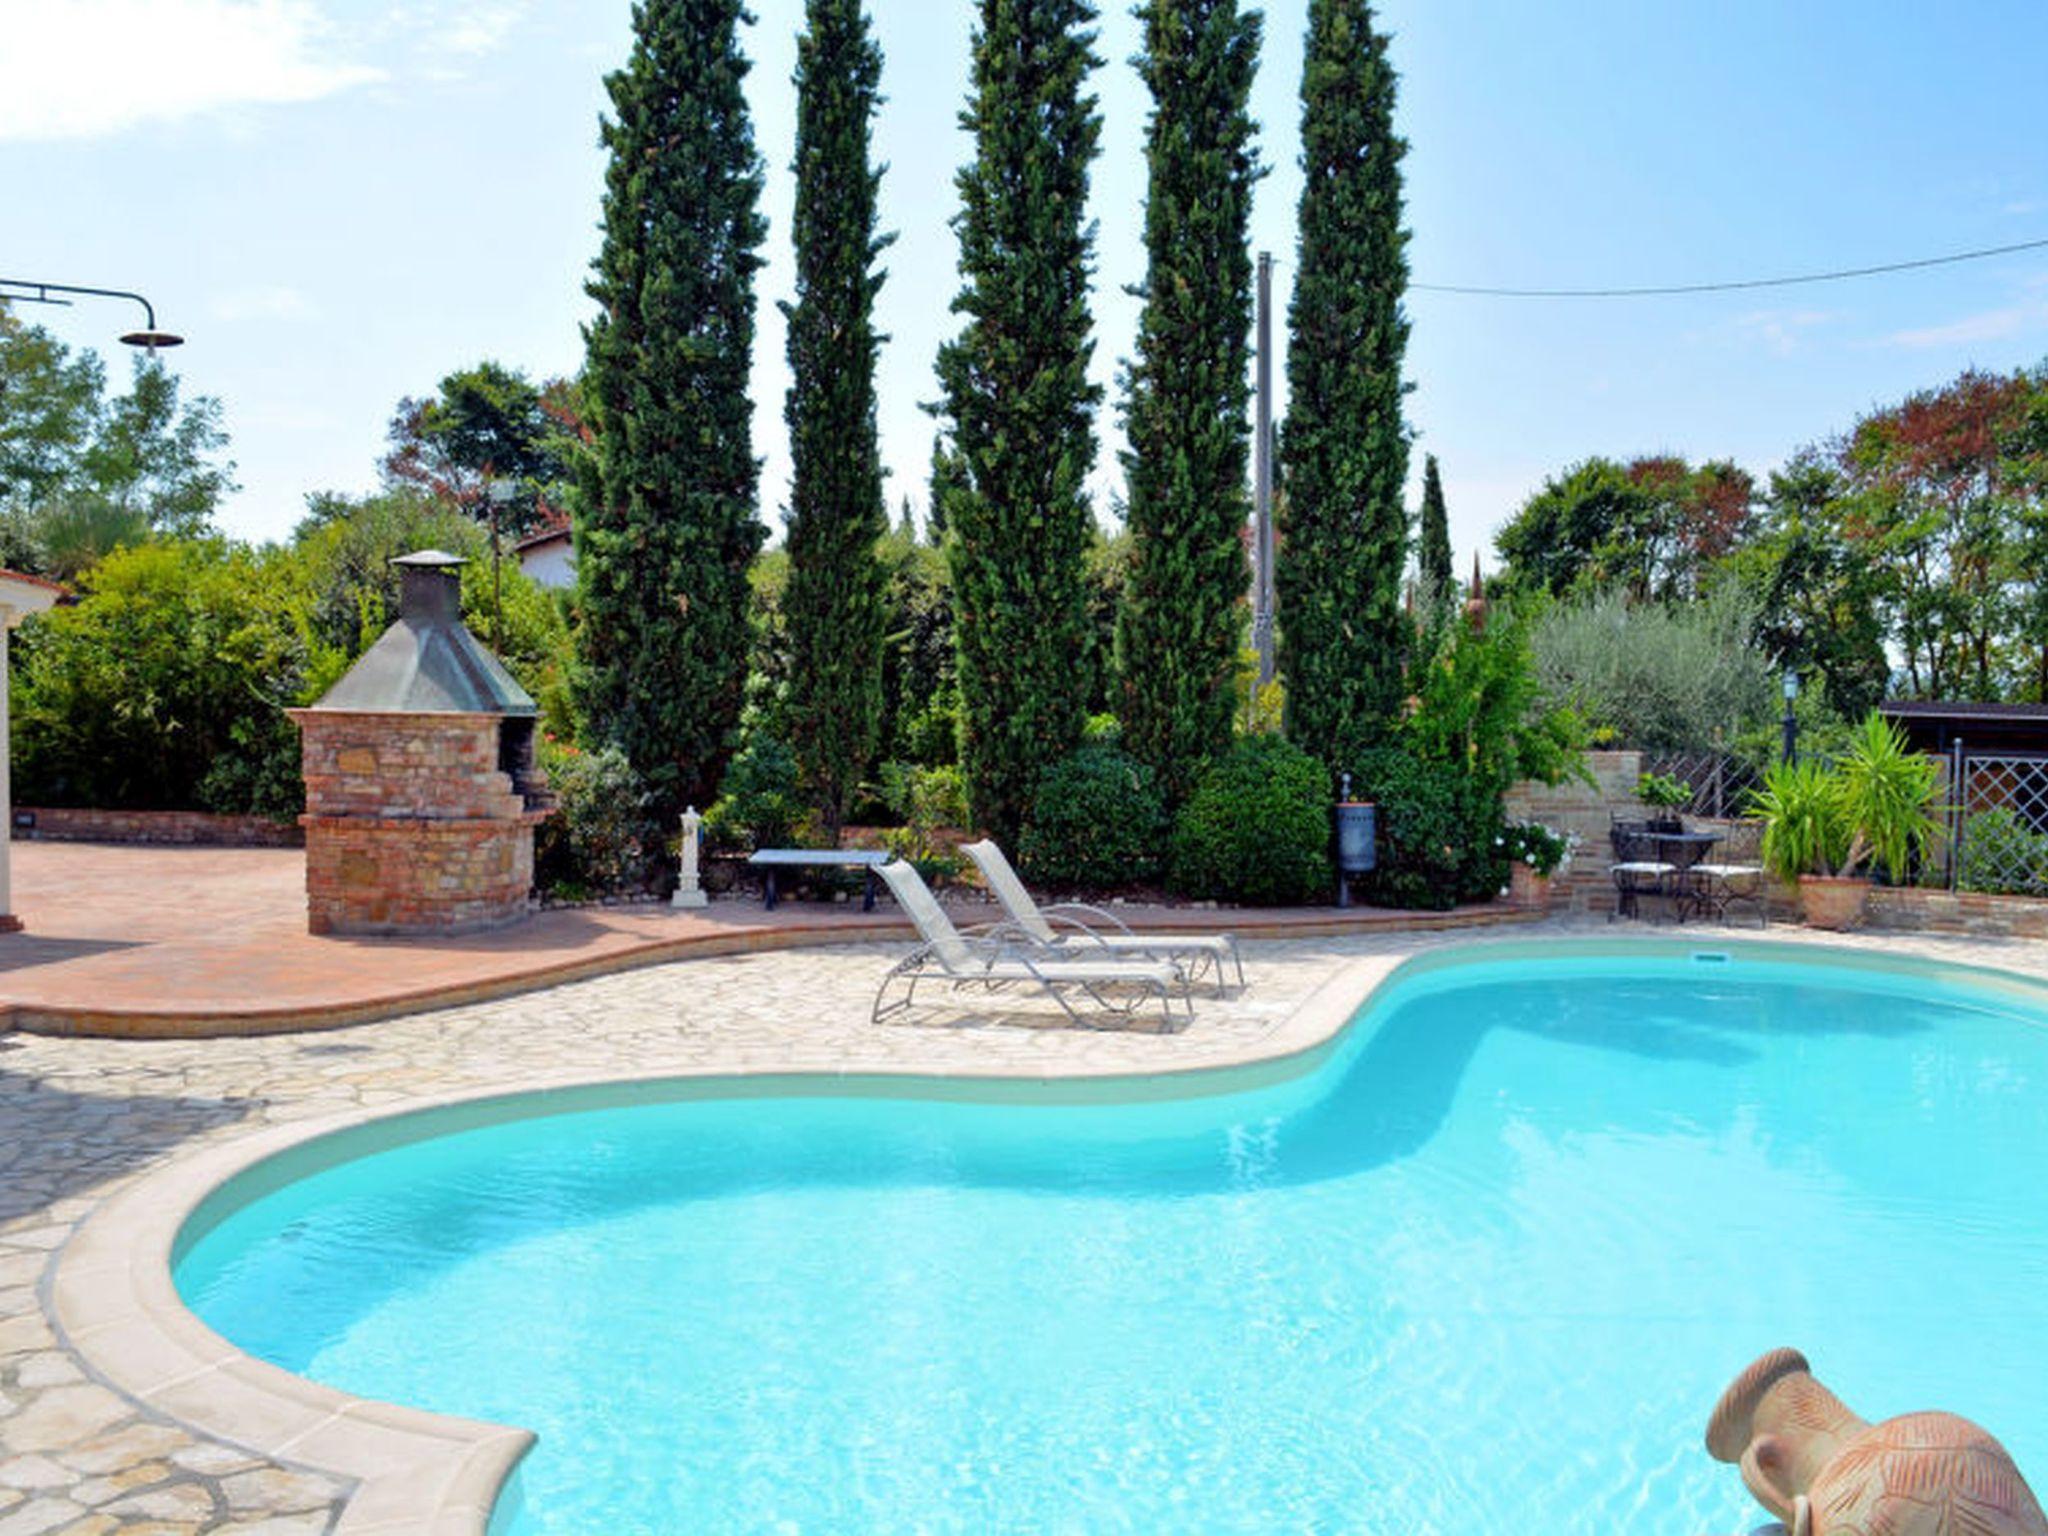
left=5, top=1, right=2046, bottom=569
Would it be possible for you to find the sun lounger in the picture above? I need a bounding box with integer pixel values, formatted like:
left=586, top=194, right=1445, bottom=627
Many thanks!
left=959, top=839, right=1244, bottom=996
left=870, top=858, right=1188, bottom=1027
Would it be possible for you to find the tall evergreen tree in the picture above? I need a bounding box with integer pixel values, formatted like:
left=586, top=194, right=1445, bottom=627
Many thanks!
left=1277, top=0, right=1411, bottom=770
left=781, top=0, right=892, bottom=843
left=1117, top=0, right=1263, bottom=805
left=576, top=0, right=767, bottom=825
left=1418, top=451, right=1452, bottom=595
left=934, top=0, right=1103, bottom=842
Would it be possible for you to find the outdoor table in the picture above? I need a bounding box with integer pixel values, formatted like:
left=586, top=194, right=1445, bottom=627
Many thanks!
left=747, top=848, right=891, bottom=912
left=1650, top=830, right=1720, bottom=921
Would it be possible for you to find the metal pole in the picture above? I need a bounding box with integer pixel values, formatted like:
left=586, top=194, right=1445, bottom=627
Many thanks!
left=1252, top=251, right=1275, bottom=690
left=1781, top=694, right=1797, bottom=766
left=491, top=497, right=503, bottom=653
left=1949, top=737, right=1966, bottom=891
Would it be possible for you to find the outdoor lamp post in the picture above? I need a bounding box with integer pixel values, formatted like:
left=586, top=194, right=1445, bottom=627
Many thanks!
left=1782, top=667, right=1800, bottom=765
left=0, top=278, right=183, bottom=352
left=483, top=477, right=523, bottom=652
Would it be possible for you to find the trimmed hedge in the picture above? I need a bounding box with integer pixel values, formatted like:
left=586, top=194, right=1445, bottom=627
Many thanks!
left=1018, top=744, right=1168, bottom=889
left=1170, top=736, right=1332, bottom=905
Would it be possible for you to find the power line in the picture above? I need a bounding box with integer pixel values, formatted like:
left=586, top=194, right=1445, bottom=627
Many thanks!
left=1412, top=235, right=2048, bottom=298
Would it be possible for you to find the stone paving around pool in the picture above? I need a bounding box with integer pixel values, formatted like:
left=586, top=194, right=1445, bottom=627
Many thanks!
left=7, top=918, right=2048, bottom=1533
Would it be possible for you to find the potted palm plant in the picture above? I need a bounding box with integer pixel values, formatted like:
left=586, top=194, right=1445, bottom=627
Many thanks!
left=1751, top=712, right=1941, bottom=930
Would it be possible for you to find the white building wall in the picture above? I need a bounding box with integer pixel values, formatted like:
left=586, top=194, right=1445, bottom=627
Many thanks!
left=520, top=539, right=576, bottom=591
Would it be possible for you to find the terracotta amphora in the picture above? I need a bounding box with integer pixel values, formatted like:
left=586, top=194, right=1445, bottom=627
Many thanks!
left=1707, top=1347, right=2048, bottom=1536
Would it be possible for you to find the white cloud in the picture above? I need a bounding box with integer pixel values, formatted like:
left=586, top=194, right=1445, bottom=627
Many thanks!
left=0, top=0, right=382, bottom=142
left=1731, top=308, right=1836, bottom=358
left=1882, top=300, right=2048, bottom=350
left=208, top=285, right=315, bottom=322
left=368, top=0, right=531, bottom=73
left=431, top=2, right=526, bottom=56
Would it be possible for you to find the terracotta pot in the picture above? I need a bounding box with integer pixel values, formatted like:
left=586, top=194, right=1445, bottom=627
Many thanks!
left=1707, top=1347, right=2048, bottom=1536
left=1799, top=875, right=1869, bottom=931
left=1509, top=863, right=1553, bottom=910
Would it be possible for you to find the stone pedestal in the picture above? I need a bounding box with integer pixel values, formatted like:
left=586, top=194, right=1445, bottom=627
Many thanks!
left=293, top=711, right=545, bottom=935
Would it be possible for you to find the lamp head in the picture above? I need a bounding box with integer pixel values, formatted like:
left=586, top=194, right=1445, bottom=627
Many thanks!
left=119, top=329, right=183, bottom=353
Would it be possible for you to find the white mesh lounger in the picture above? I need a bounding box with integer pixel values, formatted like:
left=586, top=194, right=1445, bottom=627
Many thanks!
left=871, top=858, right=1189, bottom=1027
left=959, top=839, right=1244, bottom=997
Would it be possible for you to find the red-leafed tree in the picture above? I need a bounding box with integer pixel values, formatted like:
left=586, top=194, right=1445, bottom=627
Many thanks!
left=1826, top=366, right=2046, bottom=699
left=1495, top=453, right=1754, bottom=601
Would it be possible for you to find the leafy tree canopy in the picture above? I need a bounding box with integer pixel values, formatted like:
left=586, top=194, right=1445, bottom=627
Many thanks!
left=1495, top=453, right=1754, bottom=602
left=0, top=313, right=235, bottom=574
left=381, top=361, right=583, bottom=539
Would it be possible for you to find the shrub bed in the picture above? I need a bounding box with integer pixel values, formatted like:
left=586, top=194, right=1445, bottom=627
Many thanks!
left=1170, top=736, right=1331, bottom=905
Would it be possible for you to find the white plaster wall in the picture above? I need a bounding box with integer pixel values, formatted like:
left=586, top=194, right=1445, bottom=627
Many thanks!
left=520, top=540, right=576, bottom=591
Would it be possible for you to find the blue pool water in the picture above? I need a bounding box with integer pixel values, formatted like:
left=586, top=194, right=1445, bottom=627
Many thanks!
left=176, top=950, right=2048, bottom=1533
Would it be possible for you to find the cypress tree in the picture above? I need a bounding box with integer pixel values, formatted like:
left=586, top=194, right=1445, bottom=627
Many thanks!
left=1117, top=0, right=1263, bottom=806
left=1418, top=451, right=1452, bottom=595
left=1277, top=0, right=1411, bottom=770
left=576, top=0, right=766, bottom=826
left=780, top=0, right=892, bottom=843
left=934, top=0, right=1103, bottom=842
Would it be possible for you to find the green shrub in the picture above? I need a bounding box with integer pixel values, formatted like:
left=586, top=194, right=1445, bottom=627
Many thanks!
left=1393, top=603, right=1585, bottom=905
left=877, top=761, right=970, bottom=883
left=1958, top=806, right=2048, bottom=897
left=13, top=540, right=334, bottom=817
left=1350, top=747, right=1466, bottom=910
left=704, top=718, right=805, bottom=851
left=1170, top=736, right=1331, bottom=904
left=535, top=738, right=650, bottom=896
left=1018, top=744, right=1168, bottom=890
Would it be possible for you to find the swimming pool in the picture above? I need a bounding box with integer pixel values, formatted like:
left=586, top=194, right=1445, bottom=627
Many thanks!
left=173, top=945, right=2048, bottom=1533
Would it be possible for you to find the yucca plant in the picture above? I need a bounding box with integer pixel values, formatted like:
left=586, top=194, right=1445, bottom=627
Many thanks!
left=1834, top=710, right=1942, bottom=883
left=1752, top=757, right=1849, bottom=886
left=1751, top=712, right=1941, bottom=886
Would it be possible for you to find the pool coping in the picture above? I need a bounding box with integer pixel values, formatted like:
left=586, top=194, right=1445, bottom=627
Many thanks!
left=48, top=933, right=2048, bottom=1535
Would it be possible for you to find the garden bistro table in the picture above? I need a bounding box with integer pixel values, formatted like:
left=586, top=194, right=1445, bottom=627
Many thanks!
left=1650, top=829, right=1720, bottom=922
left=748, top=848, right=892, bottom=912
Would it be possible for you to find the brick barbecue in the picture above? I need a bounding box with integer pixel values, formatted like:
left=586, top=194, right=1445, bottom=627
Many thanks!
left=290, top=550, right=552, bottom=935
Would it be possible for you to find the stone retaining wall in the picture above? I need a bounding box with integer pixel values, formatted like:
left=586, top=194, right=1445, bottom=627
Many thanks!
left=1504, top=750, right=1642, bottom=914
left=1865, top=885, right=2048, bottom=939
left=13, top=806, right=303, bottom=847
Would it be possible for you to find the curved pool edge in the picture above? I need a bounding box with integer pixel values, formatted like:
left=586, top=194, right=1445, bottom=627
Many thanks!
left=49, top=947, right=1392, bottom=1535
left=49, top=933, right=2048, bottom=1536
